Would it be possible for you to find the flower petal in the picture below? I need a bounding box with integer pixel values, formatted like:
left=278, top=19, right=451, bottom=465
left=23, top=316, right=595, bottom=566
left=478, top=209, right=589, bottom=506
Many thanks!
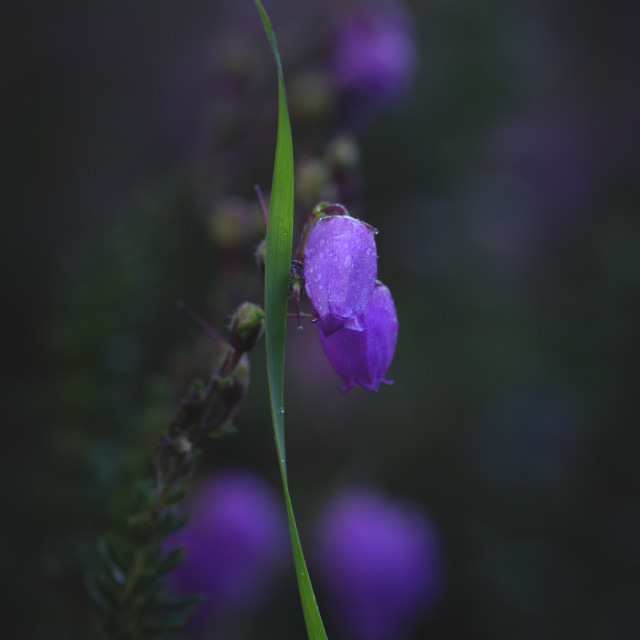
left=319, top=282, right=398, bottom=392
left=304, top=215, right=377, bottom=336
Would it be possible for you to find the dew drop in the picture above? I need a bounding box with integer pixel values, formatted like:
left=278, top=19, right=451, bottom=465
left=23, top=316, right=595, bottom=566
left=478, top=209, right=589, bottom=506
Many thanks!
left=280, top=406, right=285, bottom=414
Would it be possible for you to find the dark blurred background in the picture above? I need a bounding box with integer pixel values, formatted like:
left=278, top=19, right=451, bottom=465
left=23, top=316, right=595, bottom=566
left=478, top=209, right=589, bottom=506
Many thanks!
left=4, top=0, right=640, bottom=638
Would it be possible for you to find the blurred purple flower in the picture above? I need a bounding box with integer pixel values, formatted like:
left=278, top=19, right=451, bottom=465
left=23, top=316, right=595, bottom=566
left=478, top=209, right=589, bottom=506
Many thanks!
left=304, top=214, right=378, bottom=336
left=319, top=281, right=398, bottom=392
left=314, top=488, right=443, bottom=640
left=332, top=2, right=417, bottom=106
left=164, top=469, right=288, bottom=631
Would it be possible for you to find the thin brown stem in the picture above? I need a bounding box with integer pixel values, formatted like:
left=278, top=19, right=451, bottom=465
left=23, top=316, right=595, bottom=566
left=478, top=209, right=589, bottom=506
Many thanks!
left=254, top=184, right=269, bottom=229
left=178, top=301, right=227, bottom=347
left=196, top=347, right=244, bottom=432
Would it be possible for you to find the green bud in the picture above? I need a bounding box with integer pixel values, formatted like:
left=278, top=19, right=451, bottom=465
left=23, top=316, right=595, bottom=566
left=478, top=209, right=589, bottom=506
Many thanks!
left=326, top=134, right=359, bottom=172
left=208, top=197, right=259, bottom=251
left=228, top=302, right=265, bottom=352
left=297, top=158, right=330, bottom=206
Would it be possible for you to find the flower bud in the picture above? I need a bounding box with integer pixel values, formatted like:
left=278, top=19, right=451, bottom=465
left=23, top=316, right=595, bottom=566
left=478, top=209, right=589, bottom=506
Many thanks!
left=304, top=214, right=377, bottom=336
left=325, top=134, right=360, bottom=173
left=228, top=302, right=265, bottom=352
left=208, top=197, right=260, bottom=252
left=318, top=282, right=397, bottom=392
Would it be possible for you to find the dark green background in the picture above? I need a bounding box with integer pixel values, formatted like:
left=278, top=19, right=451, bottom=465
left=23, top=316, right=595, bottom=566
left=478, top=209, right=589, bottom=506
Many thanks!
left=4, top=0, right=640, bottom=638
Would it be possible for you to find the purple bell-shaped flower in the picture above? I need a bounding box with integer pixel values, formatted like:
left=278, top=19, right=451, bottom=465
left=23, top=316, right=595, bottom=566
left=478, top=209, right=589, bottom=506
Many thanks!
left=314, top=488, right=443, bottom=640
left=318, top=281, right=397, bottom=392
left=163, top=469, right=288, bottom=633
left=304, top=214, right=378, bottom=336
left=332, top=2, right=417, bottom=108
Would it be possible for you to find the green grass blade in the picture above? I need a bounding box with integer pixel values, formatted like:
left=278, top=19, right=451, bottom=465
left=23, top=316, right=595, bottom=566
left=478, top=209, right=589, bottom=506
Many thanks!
left=256, top=0, right=293, bottom=472
left=253, top=2, right=327, bottom=639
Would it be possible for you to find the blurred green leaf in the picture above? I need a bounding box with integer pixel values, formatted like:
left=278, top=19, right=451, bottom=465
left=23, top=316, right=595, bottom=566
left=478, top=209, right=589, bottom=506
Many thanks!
left=156, top=547, right=185, bottom=577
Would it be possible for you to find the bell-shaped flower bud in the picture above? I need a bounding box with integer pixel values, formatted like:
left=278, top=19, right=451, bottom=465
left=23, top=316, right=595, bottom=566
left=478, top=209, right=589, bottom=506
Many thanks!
left=304, top=214, right=377, bottom=336
left=319, top=281, right=397, bottom=392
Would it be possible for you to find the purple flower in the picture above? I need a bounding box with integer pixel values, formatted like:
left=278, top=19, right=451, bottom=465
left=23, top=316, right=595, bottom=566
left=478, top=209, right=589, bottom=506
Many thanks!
left=319, top=281, right=397, bottom=393
left=304, top=214, right=378, bottom=337
left=163, top=469, right=288, bottom=632
left=314, top=488, right=443, bottom=640
left=332, top=3, right=417, bottom=106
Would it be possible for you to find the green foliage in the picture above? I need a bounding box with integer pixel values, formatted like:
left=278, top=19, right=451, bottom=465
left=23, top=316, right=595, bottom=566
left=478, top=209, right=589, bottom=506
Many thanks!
left=87, top=481, right=202, bottom=640
left=86, top=283, right=255, bottom=637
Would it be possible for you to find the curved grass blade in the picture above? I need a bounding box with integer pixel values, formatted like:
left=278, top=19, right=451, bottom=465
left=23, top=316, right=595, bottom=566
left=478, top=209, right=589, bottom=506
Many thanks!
left=253, top=2, right=327, bottom=639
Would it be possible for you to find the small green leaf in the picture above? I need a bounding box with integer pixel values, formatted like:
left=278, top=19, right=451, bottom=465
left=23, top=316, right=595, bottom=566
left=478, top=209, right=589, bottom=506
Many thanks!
left=165, top=484, right=189, bottom=506
left=97, top=538, right=126, bottom=586
left=254, top=2, right=327, bottom=640
left=156, top=547, right=185, bottom=577
left=127, top=513, right=153, bottom=546
left=86, top=574, right=113, bottom=614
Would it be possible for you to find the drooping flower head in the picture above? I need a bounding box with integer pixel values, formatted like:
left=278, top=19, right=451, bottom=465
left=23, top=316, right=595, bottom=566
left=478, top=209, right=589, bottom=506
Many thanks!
left=319, top=281, right=397, bottom=393
left=314, top=488, right=443, bottom=640
left=304, top=214, right=378, bottom=337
